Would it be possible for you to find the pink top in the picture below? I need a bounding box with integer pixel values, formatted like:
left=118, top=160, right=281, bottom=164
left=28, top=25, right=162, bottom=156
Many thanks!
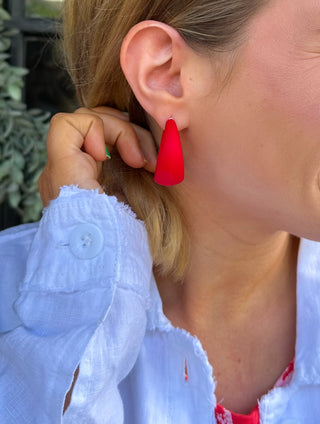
left=214, top=360, right=294, bottom=424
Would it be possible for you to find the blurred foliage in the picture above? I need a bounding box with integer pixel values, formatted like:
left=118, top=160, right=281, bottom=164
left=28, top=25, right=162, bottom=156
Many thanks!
left=26, top=0, right=62, bottom=19
left=0, top=2, right=49, bottom=222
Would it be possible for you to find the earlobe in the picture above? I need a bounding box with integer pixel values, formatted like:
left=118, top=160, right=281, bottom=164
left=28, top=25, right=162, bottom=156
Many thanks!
left=120, top=21, right=188, bottom=129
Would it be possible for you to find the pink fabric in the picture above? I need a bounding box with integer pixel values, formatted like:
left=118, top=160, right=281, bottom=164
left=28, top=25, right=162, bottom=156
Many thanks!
left=214, top=360, right=294, bottom=424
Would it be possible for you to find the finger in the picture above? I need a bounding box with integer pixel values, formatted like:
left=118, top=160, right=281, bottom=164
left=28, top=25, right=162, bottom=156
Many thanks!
left=132, top=124, right=157, bottom=173
left=75, top=108, right=157, bottom=170
left=84, top=106, right=130, bottom=122
left=48, top=111, right=149, bottom=170
left=76, top=109, right=148, bottom=168
left=47, top=113, right=107, bottom=162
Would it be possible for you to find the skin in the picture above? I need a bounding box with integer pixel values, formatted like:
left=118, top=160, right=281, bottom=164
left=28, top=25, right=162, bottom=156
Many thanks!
left=156, top=0, right=320, bottom=412
left=39, top=107, right=157, bottom=206
left=182, top=0, right=320, bottom=242
left=40, top=0, right=320, bottom=415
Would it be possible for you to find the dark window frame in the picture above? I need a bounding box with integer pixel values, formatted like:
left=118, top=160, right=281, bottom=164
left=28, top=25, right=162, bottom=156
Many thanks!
left=4, top=0, right=60, bottom=68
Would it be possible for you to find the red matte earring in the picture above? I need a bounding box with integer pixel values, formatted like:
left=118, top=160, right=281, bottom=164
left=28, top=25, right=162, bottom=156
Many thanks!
left=154, top=118, right=184, bottom=186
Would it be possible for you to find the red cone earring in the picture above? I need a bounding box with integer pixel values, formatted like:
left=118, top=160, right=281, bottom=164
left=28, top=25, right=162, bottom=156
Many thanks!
left=154, top=118, right=184, bottom=186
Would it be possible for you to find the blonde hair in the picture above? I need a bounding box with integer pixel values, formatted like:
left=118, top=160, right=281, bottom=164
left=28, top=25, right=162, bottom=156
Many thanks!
left=63, top=0, right=268, bottom=281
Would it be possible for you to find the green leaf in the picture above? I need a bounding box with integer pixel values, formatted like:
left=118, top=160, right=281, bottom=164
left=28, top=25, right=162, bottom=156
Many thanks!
left=29, top=108, right=47, bottom=116
left=0, top=160, right=11, bottom=180
left=1, top=29, right=19, bottom=38
left=11, top=67, right=29, bottom=77
left=12, top=151, right=25, bottom=169
left=10, top=169, right=24, bottom=185
left=15, top=118, right=35, bottom=129
left=0, top=38, right=11, bottom=52
left=8, top=109, right=23, bottom=117
left=6, top=100, right=26, bottom=111
left=22, top=203, right=42, bottom=223
left=6, top=182, right=19, bottom=193
left=7, top=84, right=22, bottom=101
left=8, top=191, right=21, bottom=209
left=0, top=8, right=11, bottom=21
left=22, top=195, right=36, bottom=206
left=0, top=53, right=10, bottom=61
left=8, top=75, right=24, bottom=87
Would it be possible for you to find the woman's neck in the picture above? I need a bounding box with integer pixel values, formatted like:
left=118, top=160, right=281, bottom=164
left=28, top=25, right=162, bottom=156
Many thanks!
left=158, top=225, right=298, bottom=329
left=156, top=190, right=299, bottom=413
left=156, top=187, right=299, bottom=413
left=159, top=184, right=298, bottom=321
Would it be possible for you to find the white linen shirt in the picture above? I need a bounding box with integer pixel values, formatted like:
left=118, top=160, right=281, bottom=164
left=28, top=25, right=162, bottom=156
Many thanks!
left=1, top=186, right=320, bottom=424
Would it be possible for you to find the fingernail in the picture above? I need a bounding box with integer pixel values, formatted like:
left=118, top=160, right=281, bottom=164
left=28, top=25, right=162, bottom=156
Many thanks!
left=105, top=145, right=111, bottom=159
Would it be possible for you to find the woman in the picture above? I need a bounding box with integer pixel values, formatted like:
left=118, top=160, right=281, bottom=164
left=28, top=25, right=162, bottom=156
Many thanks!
left=1, top=0, right=320, bottom=422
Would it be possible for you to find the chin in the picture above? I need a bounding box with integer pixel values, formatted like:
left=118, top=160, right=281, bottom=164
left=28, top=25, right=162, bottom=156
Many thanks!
left=288, top=219, right=320, bottom=243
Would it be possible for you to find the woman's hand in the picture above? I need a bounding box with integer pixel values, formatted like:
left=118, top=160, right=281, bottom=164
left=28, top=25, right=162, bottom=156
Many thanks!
left=38, top=107, right=157, bottom=207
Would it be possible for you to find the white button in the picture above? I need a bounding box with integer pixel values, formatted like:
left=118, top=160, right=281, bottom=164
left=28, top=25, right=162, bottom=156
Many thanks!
left=69, top=223, right=104, bottom=259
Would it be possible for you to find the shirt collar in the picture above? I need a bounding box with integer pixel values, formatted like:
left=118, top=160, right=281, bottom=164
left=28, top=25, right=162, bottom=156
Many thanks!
left=295, top=238, right=320, bottom=384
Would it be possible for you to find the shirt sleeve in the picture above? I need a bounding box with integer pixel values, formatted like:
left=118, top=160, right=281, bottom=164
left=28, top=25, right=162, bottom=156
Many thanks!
left=0, top=186, right=153, bottom=424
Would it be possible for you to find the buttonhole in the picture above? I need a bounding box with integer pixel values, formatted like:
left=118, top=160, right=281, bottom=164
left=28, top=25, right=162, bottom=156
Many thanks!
left=58, top=242, right=70, bottom=248
left=184, top=359, right=189, bottom=381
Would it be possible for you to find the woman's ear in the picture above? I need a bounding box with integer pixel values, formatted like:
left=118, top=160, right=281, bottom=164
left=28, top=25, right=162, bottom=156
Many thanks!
left=120, top=21, right=190, bottom=130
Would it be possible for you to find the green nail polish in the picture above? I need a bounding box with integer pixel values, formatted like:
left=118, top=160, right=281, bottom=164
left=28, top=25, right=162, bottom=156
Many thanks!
left=105, top=146, right=111, bottom=159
